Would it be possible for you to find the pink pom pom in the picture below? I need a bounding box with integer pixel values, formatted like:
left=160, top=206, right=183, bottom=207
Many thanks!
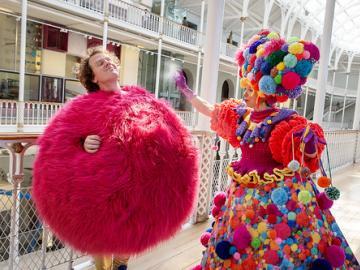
left=300, top=76, right=307, bottom=85
left=303, top=50, right=310, bottom=59
left=325, top=245, right=345, bottom=267
left=192, top=265, right=202, bottom=270
left=235, top=50, right=245, bottom=66
left=233, top=252, right=241, bottom=260
left=233, top=225, right=251, bottom=250
left=200, top=232, right=211, bottom=247
left=214, top=192, right=227, bottom=207
left=316, top=192, right=333, bottom=210
left=274, top=223, right=291, bottom=240
left=282, top=72, right=300, bottom=90
left=304, top=42, right=320, bottom=61
left=211, top=205, right=221, bottom=217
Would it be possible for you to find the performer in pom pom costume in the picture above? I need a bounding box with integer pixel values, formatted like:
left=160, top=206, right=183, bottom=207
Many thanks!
left=33, top=47, right=199, bottom=270
left=175, top=30, right=359, bottom=269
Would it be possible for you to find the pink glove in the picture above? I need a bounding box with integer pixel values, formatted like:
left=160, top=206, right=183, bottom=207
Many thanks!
left=174, top=71, right=196, bottom=100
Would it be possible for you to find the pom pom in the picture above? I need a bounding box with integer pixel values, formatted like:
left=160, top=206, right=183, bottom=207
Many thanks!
left=282, top=72, right=300, bottom=90
left=295, top=60, right=313, bottom=77
left=211, top=205, right=221, bottom=217
left=287, top=160, right=300, bottom=172
left=233, top=252, right=241, bottom=260
left=316, top=192, right=333, bottom=210
left=256, top=47, right=265, bottom=57
left=281, top=43, right=288, bottom=52
left=310, top=258, right=332, bottom=270
left=276, top=62, right=285, bottom=71
left=215, top=241, right=232, bottom=260
left=259, top=75, right=277, bottom=94
left=233, top=225, right=251, bottom=249
left=284, top=54, right=298, bottom=68
left=214, top=192, right=227, bottom=207
left=274, top=223, right=291, bottom=239
left=200, top=232, right=211, bottom=247
left=271, top=187, right=288, bottom=205
left=229, top=246, right=237, bottom=255
left=240, top=78, right=249, bottom=89
left=317, top=176, right=332, bottom=188
left=276, top=94, right=288, bottom=103
left=325, top=245, right=346, bottom=267
left=270, top=67, right=278, bottom=77
left=266, top=50, right=287, bottom=67
left=325, top=186, right=340, bottom=200
left=251, top=237, right=261, bottom=249
left=298, top=190, right=312, bottom=204
left=235, top=50, right=245, bottom=66
left=287, top=36, right=300, bottom=43
left=274, top=74, right=282, bottom=84
left=303, top=50, right=310, bottom=59
left=264, top=250, right=279, bottom=265
left=300, top=167, right=311, bottom=178
left=288, top=42, right=304, bottom=55
left=304, top=42, right=320, bottom=61
left=254, top=57, right=265, bottom=70
left=267, top=32, right=280, bottom=40
left=260, top=61, right=272, bottom=75
left=300, top=77, right=307, bottom=85
left=249, top=40, right=264, bottom=54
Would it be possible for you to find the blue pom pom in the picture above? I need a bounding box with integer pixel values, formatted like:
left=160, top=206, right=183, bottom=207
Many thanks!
left=254, top=57, right=265, bottom=70
left=229, top=246, right=237, bottom=255
left=309, top=258, right=332, bottom=270
left=259, top=75, right=277, bottom=94
left=244, top=48, right=250, bottom=57
left=284, top=54, right=297, bottom=68
left=260, top=61, right=271, bottom=75
left=295, top=60, right=313, bottom=77
left=271, top=187, right=288, bottom=205
left=206, top=228, right=213, bottom=233
left=215, top=241, right=232, bottom=260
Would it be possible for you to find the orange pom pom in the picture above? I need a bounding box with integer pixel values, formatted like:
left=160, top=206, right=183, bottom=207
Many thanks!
left=317, top=176, right=331, bottom=188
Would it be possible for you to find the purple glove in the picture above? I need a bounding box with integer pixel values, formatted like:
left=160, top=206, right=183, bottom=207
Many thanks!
left=174, top=71, right=196, bottom=100
left=294, top=126, right=326, bottom=154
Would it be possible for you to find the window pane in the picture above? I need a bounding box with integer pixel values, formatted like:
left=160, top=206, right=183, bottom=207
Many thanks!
left=65, top=80, right=86, bottom=102
left=0, top=70, right=19, bottom=100
left=0, top=14, right=17, bottom=70
left=41, top=76, right=63, bottom=102
left=24, top=74, right=40, bottom=101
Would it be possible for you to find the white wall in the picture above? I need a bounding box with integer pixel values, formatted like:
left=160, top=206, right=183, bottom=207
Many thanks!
left=120, top=46, right=140, bottom=86
left=41, top=50, right=66, bottom=77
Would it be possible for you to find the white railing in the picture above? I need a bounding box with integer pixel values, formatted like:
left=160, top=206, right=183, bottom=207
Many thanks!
left=0, top=100, right=17, bottom=125
left=108, top=0, right=160, bottom=33
left=163, top=18, right=199, bottom=46
left=322, top=121, right=351, bottom=130
left=175, top=111, right=195, bottom=127
left=0, top=130, right=359, bottom=269
left=64, top=0, right=104, bottom=14
left=24, top=102, right=63, bottom=126
left=220, top=43, right=238, bottom=59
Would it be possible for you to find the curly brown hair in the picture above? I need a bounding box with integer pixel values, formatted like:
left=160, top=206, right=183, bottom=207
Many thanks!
left=78, top=46, right=120, bottom=92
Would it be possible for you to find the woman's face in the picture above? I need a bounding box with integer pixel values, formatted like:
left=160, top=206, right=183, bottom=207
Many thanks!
left=243, top=86, right=257, bottom=108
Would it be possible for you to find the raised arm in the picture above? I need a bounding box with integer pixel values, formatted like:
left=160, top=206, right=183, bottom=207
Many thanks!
left=174, top=71, right=214, bottom=117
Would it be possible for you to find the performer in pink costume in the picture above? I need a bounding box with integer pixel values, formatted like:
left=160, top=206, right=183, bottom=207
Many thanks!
left=176, top=30, right=359, bottom=269
left=33, top=47, right=199, bottom=270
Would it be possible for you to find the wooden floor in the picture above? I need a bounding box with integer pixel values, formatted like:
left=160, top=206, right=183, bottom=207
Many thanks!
left=68, top=165, right=360, bottom=270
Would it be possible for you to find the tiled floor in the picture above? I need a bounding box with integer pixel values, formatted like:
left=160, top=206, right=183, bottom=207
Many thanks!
left=74, top=164, right=360, bottom=270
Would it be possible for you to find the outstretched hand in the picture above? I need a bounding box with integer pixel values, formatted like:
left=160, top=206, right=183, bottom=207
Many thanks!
left=174, top=70, right=196, bottom=100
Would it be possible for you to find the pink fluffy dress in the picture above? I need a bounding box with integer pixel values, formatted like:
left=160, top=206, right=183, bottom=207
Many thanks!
left=33, top=86, right=199, bottom=255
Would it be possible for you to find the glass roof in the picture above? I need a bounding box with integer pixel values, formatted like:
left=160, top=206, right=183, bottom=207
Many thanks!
left=279, top=0, right=360, bottom=53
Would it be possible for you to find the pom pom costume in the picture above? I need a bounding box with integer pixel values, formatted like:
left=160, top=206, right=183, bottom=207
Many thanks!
left=196, top=31, right=359, bottom=269
left=33, top=86, right=199, bottom=255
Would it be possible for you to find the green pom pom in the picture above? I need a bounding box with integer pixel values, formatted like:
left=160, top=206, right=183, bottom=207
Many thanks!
left=267, top=32, right=280, bottom=40
left=274, top=74, right=282, bottom=84
left=284, top=54, right=298, bottom=68
left=288, top=36, right=300, bottom=43
left=325, top=186, right=340, bottom=200
left=266, top=51, right=287, bottom=67
left=298, top=190, right=312, bottom=204
left=251, top=237, right=261, bottom=249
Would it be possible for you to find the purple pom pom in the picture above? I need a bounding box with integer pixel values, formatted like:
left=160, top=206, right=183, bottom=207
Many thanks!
left=304, top=42, right=320, bottom=61
left=325, top=245, right=345, bottom=267
left=316, top=192, right=333, bottom=210
left=233, top=225, right=251, bottom=249
left=310, top=258, right=332, bottom=270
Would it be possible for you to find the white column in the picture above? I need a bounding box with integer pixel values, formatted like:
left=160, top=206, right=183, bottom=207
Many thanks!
left=340, top=72, right=350, bottom=128
left=328, top=71, right=336, bottom=122
left=197, top=0, right=225, bottom=130
left=155, top=0, right=165, bottom=98
left=235, top=18, right=246, bottom=99
left=17, top=0, right=28, bottom=132
left=353, top=71, right=360, bottom=130
left=195, top=0, right=205, bottom=95
left=102, top=0, right=109, bottom=50
left=313, top=0, right=335, bottom=124
left=303, top=86, right=309, bottom=117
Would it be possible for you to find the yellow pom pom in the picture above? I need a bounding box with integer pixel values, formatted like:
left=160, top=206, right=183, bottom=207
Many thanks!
left=240, top=78, right=249, bottom=88
left=288, top=42, right=304, bottom=55
left=256, top=48, right=265, bottom=57
left=267, top=120, right=272, bottom=124
left=276, top=62, right=285, bottom=71
left=267, top=32, right=280, bottom=40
